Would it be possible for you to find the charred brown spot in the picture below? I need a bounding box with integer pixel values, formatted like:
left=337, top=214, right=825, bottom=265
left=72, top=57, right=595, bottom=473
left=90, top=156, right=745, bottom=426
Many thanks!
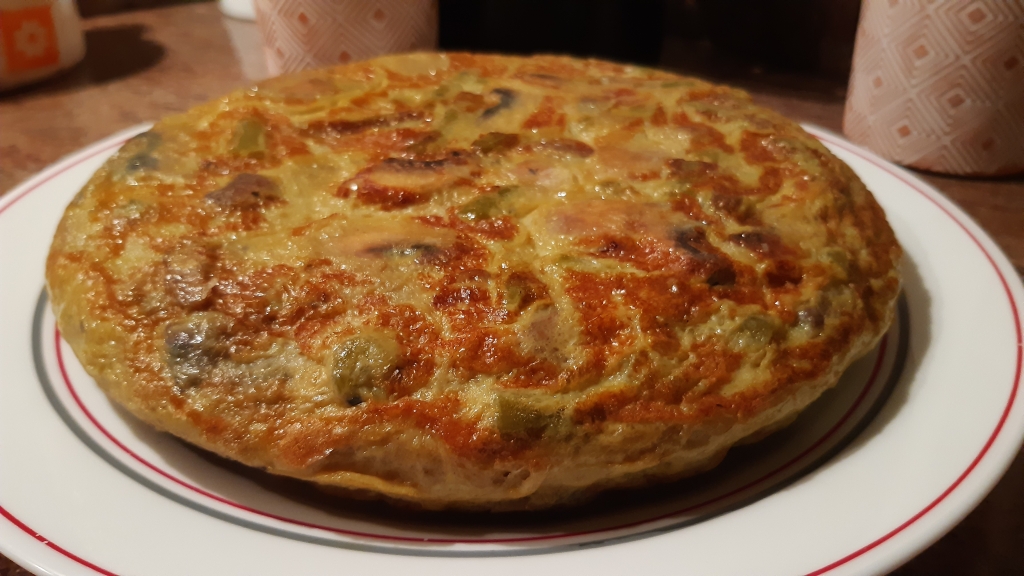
left=712, top=194, right=742, bottom=213
left=379, top=155, right=465, bottom=170
left=686, top=87, right=740, bottom=105
left=706, top=265, right=736, bottom=287
left=402, top=130, right=443, bottom=156
left=670, top=194, right=710, bottom=221
left=500, top=358, right=561, bottom=390
left=599, top=239, right=625, bottom=256
left=451, top=329, right=531, bottom=379
left=673, top=227, right=714, bottom=257
left=472, top=132, right=520, bottom=154
left=433, top=285, right=488, bottom=308
left=337, top=147, right=474, bottom=210
left=481, top=88, right=516, bottom=119
left=522, top=96, right=567, bottom=130
left=586, top=233, right=681, bottom=273
left=650, top=105, right=668, bottom=126
left=620, top=273, right=702, bottom=350
left=564, top=272, right=629, bottom=347
left=756, top=166, right=786, bottom=195
left=525, top=73, right=561, bottom=82
left=309, top=110, right=424, bottom=137
left=711, top=194, right=756, bottom=223
left=419, top=212, right=518, bottom=241
left=573, top=387, right=638, bottom=425
left=349, top=394, right=509, bottom=462
left=668, top=228, right=740, bottom=287
left=452, top=91, right=487, bottom=112
left=455, top=269, right=492, bottom=283
left=668, top=158, right=746, bottom=197
left=767, top=259, right=802, bottom=287
left=672, top=111, right=734, bottom=153
left=340, top=181, right=429, bottom=211
left=206, top=173, right=281, bottom=209
left=536, top=138, right=594, bottom=158
left=729, top=230, right=786, bottom=256
left=502, top=271, right=549, bottom=314
left=667, top=158, right=716, bottom=180
left=740, top=130, right=800, bottom=165
left=370, top=304, right=440, bottom=398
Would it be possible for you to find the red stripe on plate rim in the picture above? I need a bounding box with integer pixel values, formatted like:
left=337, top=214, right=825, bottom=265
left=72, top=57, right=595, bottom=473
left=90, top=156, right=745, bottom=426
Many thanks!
left=0, top=505, right=118, bottom=576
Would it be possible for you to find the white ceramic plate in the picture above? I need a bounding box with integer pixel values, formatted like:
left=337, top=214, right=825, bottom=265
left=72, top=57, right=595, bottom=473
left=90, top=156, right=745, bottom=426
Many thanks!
left=1, top=125, right=1021, bottom=576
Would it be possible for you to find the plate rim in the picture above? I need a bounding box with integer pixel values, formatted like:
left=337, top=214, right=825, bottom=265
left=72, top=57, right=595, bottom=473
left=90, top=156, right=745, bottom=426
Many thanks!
left=806, top=127, right=1024, bottom=574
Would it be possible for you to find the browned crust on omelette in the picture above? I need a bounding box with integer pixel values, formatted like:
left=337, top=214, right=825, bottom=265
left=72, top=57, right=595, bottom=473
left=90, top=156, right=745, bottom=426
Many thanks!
left=46, top=53, right=901, bottom=510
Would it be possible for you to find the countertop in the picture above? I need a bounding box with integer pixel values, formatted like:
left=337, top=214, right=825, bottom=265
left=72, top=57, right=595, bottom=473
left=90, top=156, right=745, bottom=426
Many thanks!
left=1, top=4, right=1022, bottom=574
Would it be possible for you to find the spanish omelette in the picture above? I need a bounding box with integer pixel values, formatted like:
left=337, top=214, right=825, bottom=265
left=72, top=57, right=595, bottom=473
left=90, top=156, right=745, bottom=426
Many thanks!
left=46, top=53, right=901, bottom=510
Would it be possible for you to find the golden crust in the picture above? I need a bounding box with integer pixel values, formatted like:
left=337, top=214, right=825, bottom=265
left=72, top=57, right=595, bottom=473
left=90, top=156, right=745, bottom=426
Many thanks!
left=46, top=53, right=901, bottom=510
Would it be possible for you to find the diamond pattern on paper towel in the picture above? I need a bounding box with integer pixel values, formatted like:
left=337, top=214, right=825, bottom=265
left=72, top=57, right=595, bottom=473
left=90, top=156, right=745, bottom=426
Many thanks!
left=255, top=0, right=437, bottom=76
left=843, top=0, right=1024, bottom=175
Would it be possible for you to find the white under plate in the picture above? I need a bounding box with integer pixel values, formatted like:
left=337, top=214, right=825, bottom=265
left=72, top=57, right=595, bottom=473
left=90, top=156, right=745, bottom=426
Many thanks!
left=0, top=125, right=1021, bottom=576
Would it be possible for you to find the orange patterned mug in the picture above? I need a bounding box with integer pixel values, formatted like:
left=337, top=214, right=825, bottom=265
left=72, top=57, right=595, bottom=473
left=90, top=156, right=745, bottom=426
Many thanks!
left=253, top=0, right=437, bottom=76
left=843, top=0, right=1024, bottom=176
left=0, top=0, right=85, bottom=90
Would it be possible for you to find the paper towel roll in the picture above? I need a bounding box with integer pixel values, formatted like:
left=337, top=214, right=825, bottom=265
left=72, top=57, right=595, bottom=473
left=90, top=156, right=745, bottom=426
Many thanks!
left=843, top=0, right=1024, bottom=176
left=254, top=0, right=437, bottom=76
